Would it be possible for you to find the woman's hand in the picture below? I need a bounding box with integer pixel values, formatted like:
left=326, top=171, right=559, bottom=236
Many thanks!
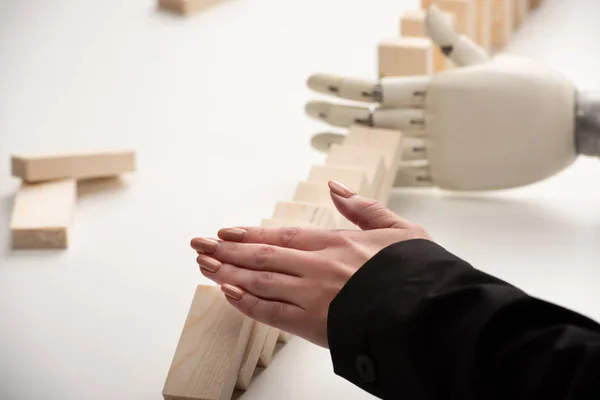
left=190, top=181, right=431, bottom=348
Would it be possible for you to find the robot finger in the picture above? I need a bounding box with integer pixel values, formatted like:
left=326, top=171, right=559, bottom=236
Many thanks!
left=307, top=73, right=431, bottom=107
left=305, top=101, right=426, bottom=133
left=425, top=4, right=489, bottom=67
left=310, top=132, right=346, bottom=153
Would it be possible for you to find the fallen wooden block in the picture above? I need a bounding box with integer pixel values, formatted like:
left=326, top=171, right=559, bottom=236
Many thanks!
left=307, top=164, right=374, bottom=199
left=325, top=144, right=387, bottom=198
left=272, top=201, right=337, bottom=229
left=293, top=181, right=356, bottom=230
left=162, top=285, right=254, bottom=400
left=158, top=0, right=222, bottom=15
left=11, top=150, right=135, bottom=183
left=236, top=319, right=270, bottom=391
left=10, top=179, right=77, bottom=249
left=436, top=0, right=476, bottom=38
left=378, top=37, right=433, bottom=78
left=399, top=9, right=455, bottom=73
left=491, top=0, right=513, bottom=49
left=278, top=331, right=292, bottom=343
left=344, top=125, right=404, bottom=204
left=258, top=327, right=281, bottom=367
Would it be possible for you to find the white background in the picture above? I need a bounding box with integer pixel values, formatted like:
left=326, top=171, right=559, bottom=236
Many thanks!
left=1, top=0, right=600, bottom=399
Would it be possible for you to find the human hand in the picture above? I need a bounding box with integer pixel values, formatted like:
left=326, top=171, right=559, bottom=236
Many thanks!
left=190, top=181, right=431, bottom=348
left=306, top=5, right=579, bottom=190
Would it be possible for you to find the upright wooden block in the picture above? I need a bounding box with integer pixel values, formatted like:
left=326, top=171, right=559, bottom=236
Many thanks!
left=10, top=179, right=76, bottom=249
left=378, top=37, right=433, bottom=78
left=325, top=144, right=387, bottom=198
left=344, top=126, right=404, bottom=204
left=399, top=9, right=455, bottom=73
left=162, top=285, right=254, bottom=400
left=158, top=0, right=221, bottom=15
left=272, top=201, right=337, bottom=229
left=436, top=0, right=476, bottom=38
left=514, top=0, right=530, bottom=28
left=236, top=318, right=270, bottom=391
left=11, top=150, right=135, bottom=183
left=491, top=0, right=513, bottom=49
left=474, top=0, right=493, bottom=51
left=307, top=164, right=374, bottom=199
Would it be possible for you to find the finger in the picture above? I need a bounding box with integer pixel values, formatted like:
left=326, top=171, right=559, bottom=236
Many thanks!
left=327, top=181, right=412, bottom=230
left=221, top=284, right=305, bottom=333
left=310, top=132, right=346, bottom=153
left=305, top=101, right=425, bottom=133
left=307, top=73, right=430, bottom=107
left=191, top=238, right=317, bottom=276
left=199, top=260, right=306, bottom=307
left=393, top=163, right=433, bottom=187
left=425, top=4, right=489, bottom=66
left=217, top=226, right=330, bottom=251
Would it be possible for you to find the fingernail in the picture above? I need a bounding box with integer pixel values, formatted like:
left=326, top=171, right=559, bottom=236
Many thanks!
left=191, top=238, right=218, bottom=254
left=196, top=254, right=221, bottom=273
left=328, top=180, right=356, bottom=198
left=221, top=284, right=244, bottom=300
left=219, top=228, right=246, bottom=242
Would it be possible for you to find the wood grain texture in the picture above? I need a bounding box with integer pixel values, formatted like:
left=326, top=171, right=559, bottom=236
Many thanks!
left=325, top=144, right=387, bottom=198
left=162, top=285, right=254, bottom=400
left=292, top=182, right=356, bottom=230
left=158, top=0, right=222, bottom=15
left=378, top=37, right=433, bottom=78
left=10, top=179, right=76, bottom=249
left=236, top=321, right=270, bottom=390
left=11, top=150, right=135, bottom=183
left=345, top=125, right=403, bottom=204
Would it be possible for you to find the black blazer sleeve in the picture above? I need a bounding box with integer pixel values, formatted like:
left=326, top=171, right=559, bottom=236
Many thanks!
left=327, top=239, right=600, bottom=399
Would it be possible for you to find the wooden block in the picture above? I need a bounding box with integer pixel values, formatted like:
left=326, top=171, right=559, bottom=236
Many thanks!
left=293, top=182, right=356, bottom=230
left=474, top=0, right=493, bottom=51
left=158, top=0, right=221, bottom=15
left=236, top=320, right=270, bottom=391
left=530, top=0, right=542, bottom=8
left=306, top=164, right=374, bottom=199
left=378, top=37, right=433, bottom=78
left=272, top=201, right=337, bottom=228
left=436, top=0, right=476, bottom=38
left=344, top=126, right=403, bottom=204
left=325, top=144, right=387, bottom=198
left=11, top=150, right=135, bottom=183
left=421, top=0, right=436, bottom=7
left=162, top=285, right=254, bottom=400
left=258, top=327, right=280, bottom=367
left=10, top=179, right=76, bottom=249
left=278, top=331, right=292, bottom=343
left=491, top=0, right=513, bottom=49
left=399, top=9, right=455, bottom=73
left=514, top=0, right=530, bottom=28
left=259, top=218, right=316, bottom=228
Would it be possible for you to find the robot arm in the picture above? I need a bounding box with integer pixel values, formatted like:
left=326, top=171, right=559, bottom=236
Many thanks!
left=305, top=5, right=594, bottom=191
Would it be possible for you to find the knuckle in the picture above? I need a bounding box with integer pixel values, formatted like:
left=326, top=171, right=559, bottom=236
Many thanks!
left=358, top=199, right=385, bottom=214
left=245, top=297, right=261, bottom=318
left=251, top=271, right=275, bottom=293
left=278, top=226, right=301, bottom=248
left=217, top=241, right=237, bottom=260
left=267, top=302, right=286, bottom=325
left=255, top=245, right=275, bottom=266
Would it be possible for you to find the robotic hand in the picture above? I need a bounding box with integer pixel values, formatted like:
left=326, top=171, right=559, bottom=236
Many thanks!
left=305, top=5, right=600, bottom=191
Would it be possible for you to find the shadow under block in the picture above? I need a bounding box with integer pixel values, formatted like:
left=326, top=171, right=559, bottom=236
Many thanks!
left=10, top=179, right=77, bottom=249
left=325, top=144, right=387, bottom=198
left=258, top=327, right=281, bottom=367
left=278, top=331, right=292, bottom=343
left=491, top=0, right=513, bottom=49
left=344, top=126, right=404, bottom=204
left=378, top=37, right=433, bottom=78
left=399, top=9, right=454, bottom=73
left=272, top=201, right=337, bottom=228
left=158, top=0, right=221, bottom=15
left=11, top=150, right=135, bottom=183
left=236, top=320, right=270, bottom=391
left=162, top=285, right=254, bottom=400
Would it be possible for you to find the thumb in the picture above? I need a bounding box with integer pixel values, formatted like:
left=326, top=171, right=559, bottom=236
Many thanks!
left=327, top=180, right=410, bottom=231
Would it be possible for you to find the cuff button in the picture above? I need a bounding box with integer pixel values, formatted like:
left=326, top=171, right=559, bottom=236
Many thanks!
left=355, top=354, right=377, bottom=383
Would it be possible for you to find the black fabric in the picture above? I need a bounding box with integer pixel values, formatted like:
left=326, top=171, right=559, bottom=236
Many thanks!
left=327, top=239, right=600, bottom=399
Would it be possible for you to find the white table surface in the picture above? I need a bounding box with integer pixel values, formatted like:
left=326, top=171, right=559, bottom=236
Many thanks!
left=1, top=0, right=599, bottom=398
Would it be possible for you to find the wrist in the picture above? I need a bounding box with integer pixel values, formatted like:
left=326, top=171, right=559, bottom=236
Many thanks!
left=575, top=90, right=600, bottom=157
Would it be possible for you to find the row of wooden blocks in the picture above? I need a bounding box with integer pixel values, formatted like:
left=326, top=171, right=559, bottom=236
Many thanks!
left=379, top=0, right=545, bottom=78
left=161, top=125, right=404, bottom=400
left=9, top=151, right=135, bottom=249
